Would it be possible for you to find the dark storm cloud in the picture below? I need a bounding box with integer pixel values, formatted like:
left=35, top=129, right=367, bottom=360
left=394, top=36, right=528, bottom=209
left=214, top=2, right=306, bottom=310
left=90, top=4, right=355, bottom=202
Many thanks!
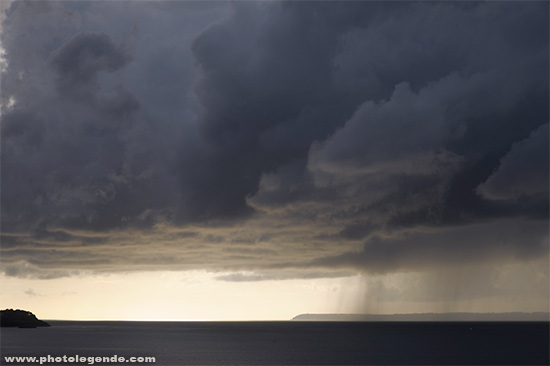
left=314, top=219, right=549, bottom=274
left=1, top=1, right=185, bottom=236
left=182, top=1, right=366, bottom=220
left=0, top=1, right=548, bottom=281
left=242, top=1, right=548, bottom=273
left=50, top=32, right=131, bottom=95
left=477, top=123, right=549, bottom=201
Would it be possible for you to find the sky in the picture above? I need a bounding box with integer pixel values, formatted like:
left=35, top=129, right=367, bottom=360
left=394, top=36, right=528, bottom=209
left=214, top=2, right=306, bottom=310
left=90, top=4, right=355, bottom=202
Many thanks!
left=0, top=0, right=548, bottom=321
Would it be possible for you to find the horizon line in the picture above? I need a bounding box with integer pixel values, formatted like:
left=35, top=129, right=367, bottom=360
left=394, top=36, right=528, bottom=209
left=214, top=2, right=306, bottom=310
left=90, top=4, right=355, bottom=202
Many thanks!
left=43, top=311, right=550, bottom=322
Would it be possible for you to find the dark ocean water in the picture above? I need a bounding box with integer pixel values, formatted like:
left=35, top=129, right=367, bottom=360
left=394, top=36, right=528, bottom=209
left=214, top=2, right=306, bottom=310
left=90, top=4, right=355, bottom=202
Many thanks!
left=1, top=321, right=548, bottom=365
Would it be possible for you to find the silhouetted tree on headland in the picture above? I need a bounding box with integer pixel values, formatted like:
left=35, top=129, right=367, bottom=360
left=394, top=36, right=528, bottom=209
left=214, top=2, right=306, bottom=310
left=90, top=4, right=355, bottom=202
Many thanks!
left=0, top=309, right=50, bottom=328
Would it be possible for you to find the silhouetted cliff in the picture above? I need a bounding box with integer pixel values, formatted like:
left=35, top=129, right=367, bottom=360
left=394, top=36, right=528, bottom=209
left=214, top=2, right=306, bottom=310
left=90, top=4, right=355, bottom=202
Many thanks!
left=0, top=309, right=50, bottom=328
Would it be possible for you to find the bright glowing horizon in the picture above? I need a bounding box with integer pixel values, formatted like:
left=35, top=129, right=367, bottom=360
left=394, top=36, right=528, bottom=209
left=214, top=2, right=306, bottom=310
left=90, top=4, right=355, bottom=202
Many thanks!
left=2, top=257, right=548, bottom=321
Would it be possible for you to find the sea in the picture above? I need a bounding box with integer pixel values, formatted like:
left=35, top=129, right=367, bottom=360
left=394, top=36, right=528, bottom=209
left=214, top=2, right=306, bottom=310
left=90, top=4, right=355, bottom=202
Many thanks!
left=1, top=321, right=548, bottom=365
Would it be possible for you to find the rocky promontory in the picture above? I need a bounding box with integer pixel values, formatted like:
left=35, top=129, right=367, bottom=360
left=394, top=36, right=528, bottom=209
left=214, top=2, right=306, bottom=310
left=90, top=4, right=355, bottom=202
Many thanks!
left=0, top=309, right=50, bottom=328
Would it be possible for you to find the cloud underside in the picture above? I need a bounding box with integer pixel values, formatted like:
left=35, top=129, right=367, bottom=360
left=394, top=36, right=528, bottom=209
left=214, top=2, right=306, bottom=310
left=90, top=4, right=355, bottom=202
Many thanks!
left=0, top=1, right=548, bottom=281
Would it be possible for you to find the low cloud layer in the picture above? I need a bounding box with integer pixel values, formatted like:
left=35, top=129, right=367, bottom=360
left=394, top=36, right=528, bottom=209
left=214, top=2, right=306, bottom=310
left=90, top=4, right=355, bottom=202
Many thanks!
left=1, top=0, right=548, bottom=299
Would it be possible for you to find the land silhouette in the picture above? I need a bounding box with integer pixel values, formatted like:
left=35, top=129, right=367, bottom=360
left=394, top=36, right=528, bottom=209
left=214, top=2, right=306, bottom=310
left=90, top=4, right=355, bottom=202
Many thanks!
left=292, top=312, right=550, bottom=321
left=0, top=309, right=50, bottom=328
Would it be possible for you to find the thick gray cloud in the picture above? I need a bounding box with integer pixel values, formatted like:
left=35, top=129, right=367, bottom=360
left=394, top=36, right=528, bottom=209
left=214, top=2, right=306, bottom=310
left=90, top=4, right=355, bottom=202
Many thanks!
left=50, top=32, right=131, bottom=95
left=0, top=1, right=548, bottom=290
left=314, top=219, right=549, bottom=274
left=477, top=123, right=549, bottom=201
left=1, top=1, right=224, bottom=235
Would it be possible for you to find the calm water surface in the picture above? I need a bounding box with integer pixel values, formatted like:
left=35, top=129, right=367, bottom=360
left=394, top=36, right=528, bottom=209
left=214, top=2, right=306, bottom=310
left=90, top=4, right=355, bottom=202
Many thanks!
left=1, top=321, right=548, bottom=365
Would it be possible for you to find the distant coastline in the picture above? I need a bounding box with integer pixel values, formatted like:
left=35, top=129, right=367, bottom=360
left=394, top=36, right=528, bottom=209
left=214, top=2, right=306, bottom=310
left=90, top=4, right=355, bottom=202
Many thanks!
left=1, top=309, right=51, bottom=328
left=292, top=312, right=550, bottom=321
